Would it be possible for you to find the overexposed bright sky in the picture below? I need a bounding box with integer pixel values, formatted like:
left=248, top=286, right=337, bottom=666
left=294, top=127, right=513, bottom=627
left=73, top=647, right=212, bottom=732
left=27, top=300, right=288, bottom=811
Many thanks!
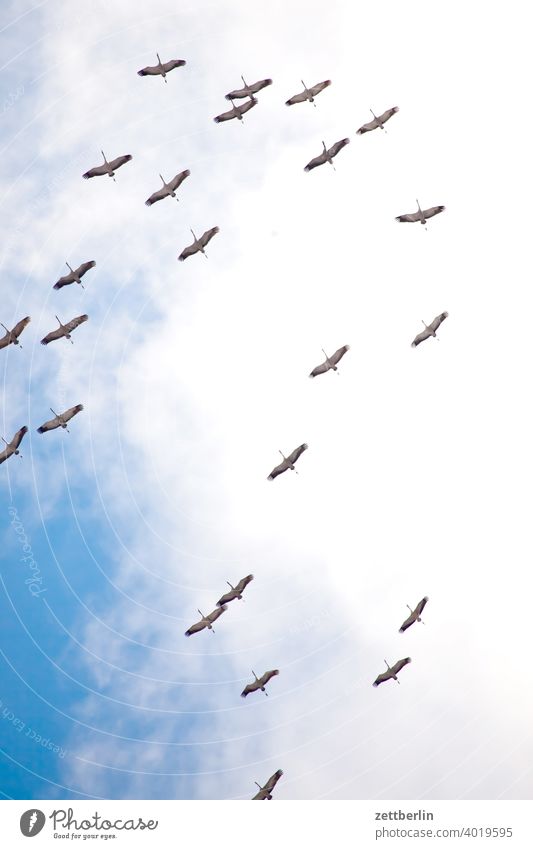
left=1, top=0, right=532, bottom=800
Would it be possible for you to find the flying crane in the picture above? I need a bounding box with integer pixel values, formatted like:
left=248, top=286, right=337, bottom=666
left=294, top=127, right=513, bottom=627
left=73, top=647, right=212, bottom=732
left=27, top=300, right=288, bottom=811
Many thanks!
left=54, top=261, right=95, bottom=290
left=267, top=443, right=308, bottom=480
left=373, top=657, right=411, bottom=687
left=399, top=597, right=428, bottom=633
left=0, top=426, right=28, bottom=464
left=241, top=669, right=279, bottom=698
left=216, top=574, right=254, bottom=607
left=0, top=317, right=30, bottom=350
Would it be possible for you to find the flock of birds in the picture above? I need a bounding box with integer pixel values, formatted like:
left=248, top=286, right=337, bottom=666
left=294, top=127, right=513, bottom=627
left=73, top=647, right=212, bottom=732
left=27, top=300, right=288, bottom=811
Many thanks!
left=2, top=51, right=447, bottom=800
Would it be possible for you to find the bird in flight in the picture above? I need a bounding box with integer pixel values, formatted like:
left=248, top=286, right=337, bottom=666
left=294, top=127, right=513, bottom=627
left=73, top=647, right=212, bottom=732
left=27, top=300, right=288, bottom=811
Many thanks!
left=137, top=54, right=186, bottom=82
left=37, top=405, right=84, bottom=434
left=286, top=79, right=331, bottom=107
left=267, top=443, right=308, bottom=480
left=411, top=312, right=448, bottom=347
left=396, top=200, right=445, bottom=228
left=0, top=316, right=30, bottom=350
left=399, top=597, right=429, bottom=633
left=357, top=106, right=399, bottom=134
left=0, top=426, right=28, bottom=464
left=252, top=769, right=283, bottom=799
left=304, top=138, right=350, bottom=172
left=216, top=574, right=254, bottom=607
left=309, top=345, right=350, bottom=378
left=54, top=261, right=95, bottom=290
left=241, top=669, right=279, bottom=698
left=373, top=657, right=411, bottom=687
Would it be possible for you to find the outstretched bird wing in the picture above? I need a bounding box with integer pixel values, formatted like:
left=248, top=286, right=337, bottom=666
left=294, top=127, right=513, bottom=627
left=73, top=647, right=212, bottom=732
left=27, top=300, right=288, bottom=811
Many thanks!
left=168, top=169, right=190, bottom=192
left=287, top=443, right=308, bottom=465
left=178, top=241, right=198, bottom=261
left=83, top=164, right=108, bottom=179
left=329, top=344, right=350, bottom=366
left=0, top=426, right=26, bottom=463
left=304, top=151, right=328, bottom=172
left=241, top=680, right=260, bottom=697
left=9, top=426, right=27, bottom=451
left=216, top=588, right=236, bottom=606
left=237, top=97, right=258, bottom=117
left=399, top=611, right=417, bottom=633
left=391, top=657, right=411, bottom=676
left=378, top=106, right=399, bottom=124
left=429, top=312, right=448, bottom=333
left=235, top=574, right=254, bottom=594
left=327, top=137, right=350, bottom=159
left=252, top=788, right=268, bottom=799
left=198, top=226, right=220, bottom=249
left=185, top=618, right=207, bottom=637
left=64, top=314, right=89, bottom=334
left=411, top=326, right=432, bottom=347
left=422, top=205, right=445, bottom=220
left=267, top=458, right=289, bottom=480
left=206, top=605, right=227, bottom=624
left=285, top=90, right=308, bottom=105
left=214, top=106, right=238, bottom=123
left=37, top=416, right=60, bottom=434
left=41, top=327, right=66, bottom=345
left=357, top=117, right=380, bottom=134
left=396, top=211, right=420, bottom=223
left=372, top=670, right=391, bottom=687
left=138, top=64, right=162, bottom=76
left=226, top=79, right=272, bottom=99
left=54, top=271, right=76, bottom=289
left=108, top=154, right=133, bottom=172
left=309, top=359, right=330, bottom=377
left=308, top=79, right=331, bottom=97
left=162, top=59, right=186, bottom=72
left=0, top=316, right=31, bottom=343
left=263, top=769, right=283, bottom=793
left=145, top=186, right=170, bottom=206
left=76, top=260, right=96, bottom=278
left=414, top=596, right=429, bottom=618
left=259, top=669, right=279, bottom=687
left=61, top=404, right=84, bottom=423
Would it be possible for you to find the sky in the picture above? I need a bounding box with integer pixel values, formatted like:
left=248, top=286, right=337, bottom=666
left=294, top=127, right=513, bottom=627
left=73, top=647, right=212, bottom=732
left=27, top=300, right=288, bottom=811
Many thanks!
left=1, top=0, right=532, bottom=800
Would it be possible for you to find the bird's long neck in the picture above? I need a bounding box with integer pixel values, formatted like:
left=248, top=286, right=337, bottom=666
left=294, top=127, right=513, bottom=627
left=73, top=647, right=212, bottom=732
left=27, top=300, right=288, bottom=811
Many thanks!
left=255, top=782, right=262, bottom=789
left=370, top=109, right=377, bottom=118
left=322, top=348, right=330, bottom=362
left=1, top=437, right=8, bottom=446
left=301, top=80, right=308, bottom=93
left=101, top=151, right=108, bottom=164
left=278, top=450, right=286, bottom=460
left=50, top=408, right=58, bottom=418
left=0, top=323, right=8, bottom=334
left=157, top=53, right=162, bottom=66
left=198, top=609, right=204, bottom=620
left=159, top=174, right=166, bottom=186
left=56, top=316, right=63, bottom=328
left=226, top=582, right=234, bottom=590
left=407, top=605, right=413, bottom=613
left=66, top=262, right=73, bottom=272
left=252, top=670, right=258, bottom=681
left=384, top=659, right=391, bottom=670
left=322, top=140, right=327, bottom=152
left=241, top=75, right=247, bottom=87
left=416, top=199, right=421, bottom=212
